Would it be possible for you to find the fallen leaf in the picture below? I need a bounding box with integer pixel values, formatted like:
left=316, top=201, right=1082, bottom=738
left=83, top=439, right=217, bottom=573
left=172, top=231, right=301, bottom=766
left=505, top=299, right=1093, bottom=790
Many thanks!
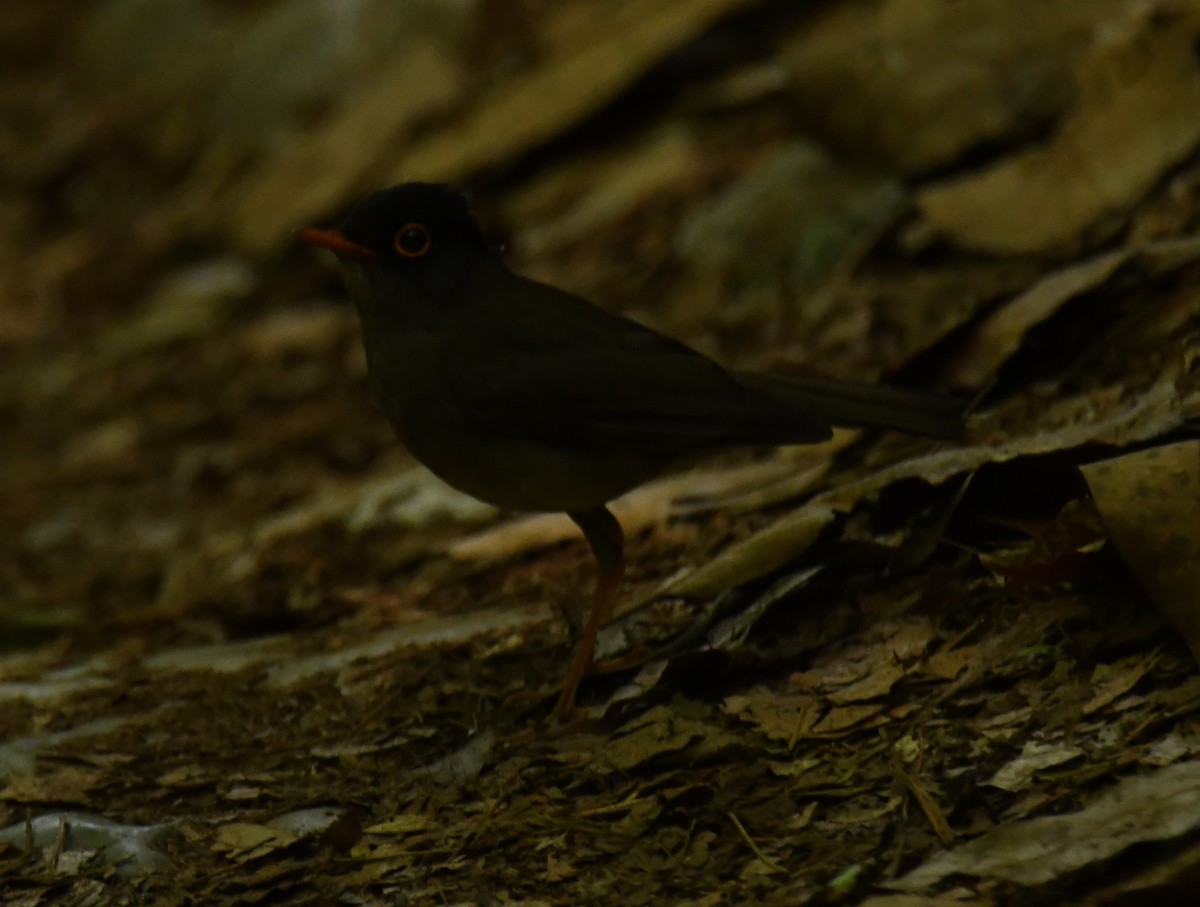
left=893, top=759, right=1200, bottom=887
left=810, top=704, right=885, bottom=737
left=592, top=705, right=739, bottom=774
left=949, top=237, right=1200, bottom=386
left=507, top=126, right=702, bottom=259
left=386, top=0, right=759, bottom=184
left=661, top=503, right=837, bottom=599
left=949, top=248, right=1128, bottom=386
left=917, top=13, right=1200, bottom=253
left=212, top=822, right=295, bottom=862
left=2, top=767, right=104, bottom=805
left=1081, top=441, right=1200, bottom=663
left=783, top=0, right=1126, bottom=175
left=985, top=739, right=1085, bottom=792
left=366, top=815, right=433, bottom=836
left=919, top=646, right=977, bottom=682
left=723, top=690, right=823, bottom=744
left=827, top=660, right=907, bottom=705
left=704, top=567, right=822, bottom=653
left=1083, top=652, right=1159, bottom=716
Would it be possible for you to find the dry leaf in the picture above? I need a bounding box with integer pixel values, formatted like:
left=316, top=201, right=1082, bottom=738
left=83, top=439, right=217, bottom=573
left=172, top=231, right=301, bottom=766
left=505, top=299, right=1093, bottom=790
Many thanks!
left=507, top=127, right=702, bottom=258
left=662, top=504, right=837, bottom=599
left=592, top=705, right=738, bottom=774
left=1083, top=653, right=1159, bottom=716
left=810, top=704, right=885, bottom=737
left=827, top=660, right=907, bottom=705
left=366, top=814, right=433, bottom=836
left=985, top=739, right=1085, bottom=793
left=784, top=0, right=1125, bottom=175
left=723, top=690, right=822, bottom=744
left=949, top=237, right=1200, bottom=386
left=212, top=822, right=295, bottom=862
left=386, top=0, right=758, bottom=185
left=893, top=759, right=1200, bottom=887
left=2, top=766, right=104, bottom=805
left=949, top=249, right=1128, bottom=386
left=1081, top=441, right=1200, bottom=663
left=917, top=13, right=1200, bottom=253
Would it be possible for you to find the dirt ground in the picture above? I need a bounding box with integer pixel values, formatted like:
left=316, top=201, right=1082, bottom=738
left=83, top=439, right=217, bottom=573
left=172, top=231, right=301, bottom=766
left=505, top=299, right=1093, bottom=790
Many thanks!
left=3, top=2, right=1200, bottom=905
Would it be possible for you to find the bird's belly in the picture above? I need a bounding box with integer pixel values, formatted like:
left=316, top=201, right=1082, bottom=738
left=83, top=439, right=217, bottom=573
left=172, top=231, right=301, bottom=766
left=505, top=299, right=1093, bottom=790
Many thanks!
left=397, top=404, right=665, bottom=513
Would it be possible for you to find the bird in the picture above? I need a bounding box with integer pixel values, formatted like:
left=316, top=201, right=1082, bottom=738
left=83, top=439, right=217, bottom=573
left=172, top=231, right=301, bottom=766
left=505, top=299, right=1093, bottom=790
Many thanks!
left=298, top=182, right=962, bottom=718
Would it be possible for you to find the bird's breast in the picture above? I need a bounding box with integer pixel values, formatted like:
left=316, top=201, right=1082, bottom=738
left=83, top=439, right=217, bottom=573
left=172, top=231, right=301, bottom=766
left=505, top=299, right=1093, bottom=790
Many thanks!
left=355, top=316, right=672, bottom=513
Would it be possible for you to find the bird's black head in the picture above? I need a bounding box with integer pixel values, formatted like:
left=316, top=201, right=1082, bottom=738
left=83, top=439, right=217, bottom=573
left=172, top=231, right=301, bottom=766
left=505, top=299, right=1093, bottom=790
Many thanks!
left=334, top=183, right=488, bottom=262
left=300, top=182, right=488, bottom=264
left=300, top=183, right=499, bottom=325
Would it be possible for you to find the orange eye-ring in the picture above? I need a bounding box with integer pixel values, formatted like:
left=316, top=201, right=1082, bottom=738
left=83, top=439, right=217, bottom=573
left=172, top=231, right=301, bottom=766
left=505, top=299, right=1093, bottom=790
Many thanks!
left=394, top=223, right=431, bottom=258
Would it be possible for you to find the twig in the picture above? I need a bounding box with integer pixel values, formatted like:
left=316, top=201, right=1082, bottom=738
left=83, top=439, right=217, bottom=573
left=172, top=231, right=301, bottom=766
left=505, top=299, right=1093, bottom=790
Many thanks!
left=892, top=754, right=953, bottom=846
left=724, top=809, right=785, bottom=874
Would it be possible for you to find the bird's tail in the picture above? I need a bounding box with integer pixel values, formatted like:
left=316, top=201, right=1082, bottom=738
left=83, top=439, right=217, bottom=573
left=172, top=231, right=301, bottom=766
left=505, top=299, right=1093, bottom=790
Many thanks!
left=736, top=371, right=965, bottom=440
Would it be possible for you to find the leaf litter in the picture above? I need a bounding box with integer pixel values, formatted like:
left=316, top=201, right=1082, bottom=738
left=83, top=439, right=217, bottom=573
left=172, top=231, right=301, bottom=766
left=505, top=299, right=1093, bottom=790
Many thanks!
left=3, top=1, right=1200, bottom=904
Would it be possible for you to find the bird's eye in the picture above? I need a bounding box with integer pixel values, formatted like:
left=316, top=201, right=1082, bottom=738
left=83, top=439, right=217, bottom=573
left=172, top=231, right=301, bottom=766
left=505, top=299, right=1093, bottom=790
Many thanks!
left=394, top=223, right=431, bottom=258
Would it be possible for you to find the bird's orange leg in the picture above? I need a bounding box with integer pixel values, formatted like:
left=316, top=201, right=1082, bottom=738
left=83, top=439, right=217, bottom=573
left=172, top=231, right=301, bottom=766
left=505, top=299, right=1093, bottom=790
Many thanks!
left=557, top=506, right=625, bottom=719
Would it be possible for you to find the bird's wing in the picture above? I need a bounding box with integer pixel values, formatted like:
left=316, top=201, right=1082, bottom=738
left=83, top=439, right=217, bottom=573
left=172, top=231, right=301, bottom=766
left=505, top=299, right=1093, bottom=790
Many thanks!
left=441, top=280, right=831, bottom=452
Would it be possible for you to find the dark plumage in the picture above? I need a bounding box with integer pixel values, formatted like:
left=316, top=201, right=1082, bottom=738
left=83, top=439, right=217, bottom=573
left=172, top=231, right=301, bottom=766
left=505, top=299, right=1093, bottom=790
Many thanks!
left=300, top=183, right=963, bottom=717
